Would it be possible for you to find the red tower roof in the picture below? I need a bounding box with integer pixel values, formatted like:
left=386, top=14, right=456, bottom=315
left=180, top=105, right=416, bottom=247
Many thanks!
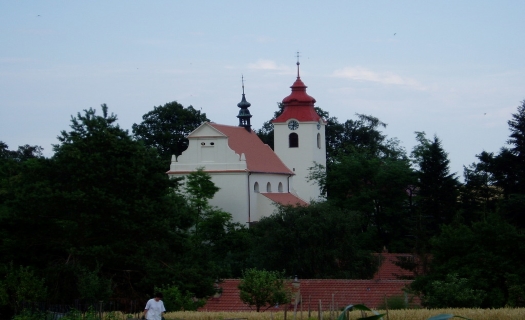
left=273, top=62, right=321, bottom=123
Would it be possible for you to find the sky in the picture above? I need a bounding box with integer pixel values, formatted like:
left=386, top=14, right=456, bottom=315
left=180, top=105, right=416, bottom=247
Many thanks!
left=1, top=1, right=525, bottom=177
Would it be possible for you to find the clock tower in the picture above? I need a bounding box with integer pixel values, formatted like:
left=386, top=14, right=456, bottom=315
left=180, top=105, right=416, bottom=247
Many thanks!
left=272, top=60, right=326, bottom=201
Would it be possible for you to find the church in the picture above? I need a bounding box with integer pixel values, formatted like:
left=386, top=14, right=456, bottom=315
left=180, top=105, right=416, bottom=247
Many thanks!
left=167, top=62, right=326, bottom=224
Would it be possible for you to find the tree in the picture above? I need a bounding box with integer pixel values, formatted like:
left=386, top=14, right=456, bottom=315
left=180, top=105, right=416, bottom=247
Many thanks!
left=249, top=202, right=378, bottom=279
left=0, top=105, right=210, bottom=303
left=423, top=273, right=485, bottom=308
left=474, top=100, right=525, bottom=228
left=410, top=216, right=525, bottom=308
left=180, top=168, right=251, bottom=280
left=411, top=132, right=460, bottom=236
left=238, top=268, right=290, bottom=312
left=132, top=101, right=209, bottom=162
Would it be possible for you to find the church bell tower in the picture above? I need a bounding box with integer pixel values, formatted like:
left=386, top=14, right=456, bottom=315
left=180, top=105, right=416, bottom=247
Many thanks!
left=272, top=59, right=326, bottom=201
left=237, top=76, right=252, bottom=131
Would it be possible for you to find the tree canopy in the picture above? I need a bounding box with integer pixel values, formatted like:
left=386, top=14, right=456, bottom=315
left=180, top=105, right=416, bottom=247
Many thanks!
left=238, top=268, right=290, bottom=312
left=132, top=101, right=209, bottom=162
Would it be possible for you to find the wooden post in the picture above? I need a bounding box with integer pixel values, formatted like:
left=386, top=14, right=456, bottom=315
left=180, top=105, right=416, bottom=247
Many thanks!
left=384, top=294, right=390, bottom=320
left=285, top=303, right=288, bottom=320
left=318, top=300, right=322, bottom=320
left=331, top=294, right=335, bottom=320
left=300, top=295, right=303, bottom=320
left=308, top=295, right=311, bottom=318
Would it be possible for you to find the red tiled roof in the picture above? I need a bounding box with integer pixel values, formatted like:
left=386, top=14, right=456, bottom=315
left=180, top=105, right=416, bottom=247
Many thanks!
left=208, top=123, right=293, bottom=175
left=200, top=279, right=415, bottom=312
left=372, top=253, right=416, bottom=280
left=200, top=253, right=419, bottom=312
left=261, top=193, right=308, bottom=206
left=273, top=76, right=321, bottom=123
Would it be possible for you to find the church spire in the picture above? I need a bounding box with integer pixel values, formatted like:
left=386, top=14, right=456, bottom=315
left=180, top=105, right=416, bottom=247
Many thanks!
left=296, top=51, right=301, bottom=78
left=237, top=75, right=252, bottom=131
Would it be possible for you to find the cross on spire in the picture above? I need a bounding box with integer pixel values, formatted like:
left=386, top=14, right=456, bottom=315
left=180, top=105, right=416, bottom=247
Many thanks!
left=296, top=51, right=301, bottom=78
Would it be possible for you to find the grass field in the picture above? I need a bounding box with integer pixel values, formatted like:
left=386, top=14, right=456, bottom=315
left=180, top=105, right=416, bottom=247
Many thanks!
left=156, top=308, right=525, bottom=320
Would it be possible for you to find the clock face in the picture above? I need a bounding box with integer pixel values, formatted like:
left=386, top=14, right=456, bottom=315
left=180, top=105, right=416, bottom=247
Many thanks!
left=288, top=120, right=299, bottom=130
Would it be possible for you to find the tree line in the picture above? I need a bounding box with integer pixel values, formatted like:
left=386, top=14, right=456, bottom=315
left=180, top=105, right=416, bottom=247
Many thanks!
left=1, top=99, right=525, bottom=315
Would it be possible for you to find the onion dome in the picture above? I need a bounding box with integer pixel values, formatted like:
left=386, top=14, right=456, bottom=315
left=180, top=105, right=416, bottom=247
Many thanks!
left=273, top=60, right=321, bottom=123
left=237, top=76, right=252, bottom=131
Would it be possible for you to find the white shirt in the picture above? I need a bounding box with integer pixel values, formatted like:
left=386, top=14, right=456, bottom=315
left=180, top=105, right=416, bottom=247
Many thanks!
left=144, top=298, right=166, bottom=320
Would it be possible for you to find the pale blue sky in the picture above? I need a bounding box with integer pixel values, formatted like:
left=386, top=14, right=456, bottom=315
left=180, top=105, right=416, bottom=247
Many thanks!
left=1, top=1, right=524, bottom=177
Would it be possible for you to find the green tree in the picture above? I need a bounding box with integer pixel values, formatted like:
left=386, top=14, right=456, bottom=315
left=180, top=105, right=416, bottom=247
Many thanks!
left=154, top=284, right=205, bottom=311
left=132, top=101, right=209, bottom=162
left=249, top=202, right=378, bottom=279
left=0, top=263, right=47, bottom=316
left=238, top=268, right=290, bottom=312
left=411, top=132, right=460, bottom=237
left=423, top=273, right=485, bottom=308
left=410, top=216, right=525, bottom=308
left=180, top=168, right=251, bottom=280
left=474, top=100, right=525, bottom=228
left=0, top=105, right=210, bottom=303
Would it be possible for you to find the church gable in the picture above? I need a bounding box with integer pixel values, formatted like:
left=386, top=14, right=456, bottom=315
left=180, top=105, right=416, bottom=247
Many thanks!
left=187, top=122, right=226, bottom=138
left=169, top=122, right=247, bottom=172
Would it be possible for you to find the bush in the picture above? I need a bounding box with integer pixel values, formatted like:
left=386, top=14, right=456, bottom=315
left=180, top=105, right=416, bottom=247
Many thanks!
left=377, top=295, right=407, bottom=310
left=424, top=273, right=485, bottom=308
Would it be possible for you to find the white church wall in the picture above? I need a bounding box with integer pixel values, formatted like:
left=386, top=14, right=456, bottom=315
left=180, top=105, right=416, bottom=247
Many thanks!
left=249, top=172, right=292, bottom=221
left=255, top=193, right=280, bottom=221
left=207, top=172, right=249, bottom=224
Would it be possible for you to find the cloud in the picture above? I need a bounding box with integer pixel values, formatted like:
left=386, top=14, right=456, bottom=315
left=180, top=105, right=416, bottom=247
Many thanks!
left=332, top=66, right=424, bottom=89
left=248, top=60, right=292, bottom=74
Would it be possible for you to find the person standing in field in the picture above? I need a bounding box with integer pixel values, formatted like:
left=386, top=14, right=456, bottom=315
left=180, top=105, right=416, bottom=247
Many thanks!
left=143, top=292, right=166, bottom=320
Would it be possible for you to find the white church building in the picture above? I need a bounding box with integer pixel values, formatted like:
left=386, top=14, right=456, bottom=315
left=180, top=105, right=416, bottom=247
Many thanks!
left=167, top=62, right=326, bottom=224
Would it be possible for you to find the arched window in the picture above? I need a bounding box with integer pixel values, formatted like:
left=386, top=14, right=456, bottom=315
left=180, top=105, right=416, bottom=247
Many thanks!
left=254, top=182, right=259, bottom=193
left=289, top=133, right=298, bottom=148
left=317, top=133, right=321, bottom=149
left=266, top=182, right=272, bottom=192
left=278, top=182, right=283, bottom=193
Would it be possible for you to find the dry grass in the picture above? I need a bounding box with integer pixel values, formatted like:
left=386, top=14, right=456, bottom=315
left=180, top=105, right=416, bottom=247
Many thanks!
left=160, top=308, right=525, bottom=320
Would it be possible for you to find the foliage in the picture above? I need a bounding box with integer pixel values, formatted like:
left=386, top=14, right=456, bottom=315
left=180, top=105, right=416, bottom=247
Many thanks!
left=411, top=132, right=460, bottom=234
left=309, top=151, right=415, bottom=252
left=154, top=284, right=205, bottom=311
left=183, top=167, right=220, bottom=217
left=249, top=202, right=377, bottom=279
left=0, top=105, right=220, bottom=306
left=424, top=273, right=485, bottom=308
left=377, top=295, right=408, bottom=310
left=473, top=100, right=525, bottom=228
left=410, top=216, right=525, bottom=308
left=0, top=263, right=47, bottom=314
left=238, top=268, right=290, bottom=312
left=132, top=101, right=209, bottom=162
left=76, top=264, right=112, bottom=303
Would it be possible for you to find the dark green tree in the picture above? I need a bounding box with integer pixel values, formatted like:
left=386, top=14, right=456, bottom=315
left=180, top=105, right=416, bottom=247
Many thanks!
left=238, top=268, right=290, bottom=312
left=474, top=100, right=525, bottom=228
left=132, top=101, right=209, bottom=162
left=411, top=132, right=460, bottom=237
left=0, top=105, right=216, bottom=303
left=249, top=202, right=378, bottom=279
left=410, top=216, right=525, bottom=308
left=179, top=169, right=251, bottom=282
